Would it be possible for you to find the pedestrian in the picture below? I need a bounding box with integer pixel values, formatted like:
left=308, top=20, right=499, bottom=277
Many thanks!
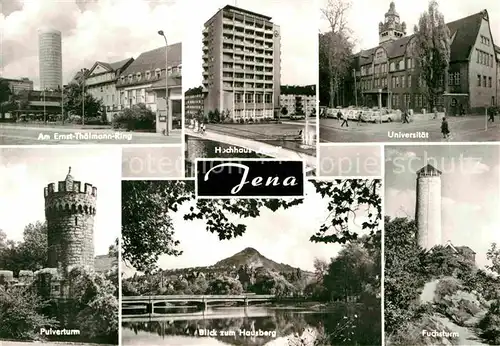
left=337, top=110, right=342, bottom=122
left=402, top=109, right=409, bottom=124
left=488, top=108, right=495, bottom=122
left=357, top=111, right=362, bottom=126
left=433, top=107, right=438, bottom=120
left=441, top=117, right=450, bottom=139
left=340, top=112, right=348, bottom=127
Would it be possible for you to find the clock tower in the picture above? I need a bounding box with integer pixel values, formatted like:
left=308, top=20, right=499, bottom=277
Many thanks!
left=378, top=2, right=407, bottom=44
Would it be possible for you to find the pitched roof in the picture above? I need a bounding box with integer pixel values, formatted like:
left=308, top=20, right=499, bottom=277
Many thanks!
left=357, top=10, right=488, bottom=66
left=94, top=57, right=134, bottom=73
left=149, top=76, right=182, bottom=89
left=455, top=246, right=476, bottom=254
left=495, top=44, right=500, bottom=54
left=417, top=163, right=442, bottom=175
left=446, top=11, right=485, bottom=62
left=121, top=42, right=182, bottom=76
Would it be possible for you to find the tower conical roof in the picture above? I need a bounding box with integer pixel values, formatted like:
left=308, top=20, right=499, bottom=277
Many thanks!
left=417, top=163, right=442, bottom=176
left=65, top=166, right=74, bottom=182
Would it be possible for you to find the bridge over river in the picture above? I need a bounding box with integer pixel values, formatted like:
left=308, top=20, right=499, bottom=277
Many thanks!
left=122, top=294, right=308, bottom=315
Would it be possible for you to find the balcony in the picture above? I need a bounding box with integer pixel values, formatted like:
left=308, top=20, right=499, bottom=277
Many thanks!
left=203, top=27, right=208, bottom=35
left=203, top=62, right=209, bottom=68
left=202, top=46, right=209, bottom=51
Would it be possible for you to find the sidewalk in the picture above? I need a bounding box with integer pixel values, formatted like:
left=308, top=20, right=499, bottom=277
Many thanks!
left=0, top=124, right=181, bottom=137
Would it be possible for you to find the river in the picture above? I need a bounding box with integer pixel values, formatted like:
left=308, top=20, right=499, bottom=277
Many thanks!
left=121, top=303, right=380, bottom=346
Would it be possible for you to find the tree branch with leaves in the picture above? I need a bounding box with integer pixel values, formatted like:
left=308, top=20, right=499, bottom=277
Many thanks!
left=121, top=179, right=381, bottom=272
left=413, top=0, right=451, bottom=110
left=320, top=0, right=355, bottom=108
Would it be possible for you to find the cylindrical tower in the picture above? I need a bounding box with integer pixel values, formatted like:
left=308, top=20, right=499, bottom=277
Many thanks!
left=415, top=163, right=442, bottom=250
left=38, top=28, right=62, bottom=90
left=44, top=167, right=96, bottom=273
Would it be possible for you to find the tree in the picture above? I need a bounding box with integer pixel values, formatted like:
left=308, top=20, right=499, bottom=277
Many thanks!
left=0, top=222, right=47, bottom=274
left=206, top=276, right=243, bottom=295
left=122, top=179, right=381, bottom=272
left=63, top=82, right=103, bottom=120
left=320, top=0, right=355, bottom=108
left=486, top=243, right=500, bottom=275
left=384, top=217, right=426, bottom=332
left=295, top=96, right=304, bottom=115
left=413, top=0, right=451, bottom=110
left=324, top=242, right=375, bottom=301
left=0, top=79, right=14, bottom=119
left=313, top=258, right=329, bottom=282
left=0, top=285, right=58, bottom=340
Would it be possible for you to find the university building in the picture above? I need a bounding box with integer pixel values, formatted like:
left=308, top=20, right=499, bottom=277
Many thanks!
left=202, top=5, right=281, bottom=120
left=184, top=86, right=204, bottom=119
left=84, top=58, right=134, bottom=122
left=341, top=2, right=498, bottom=114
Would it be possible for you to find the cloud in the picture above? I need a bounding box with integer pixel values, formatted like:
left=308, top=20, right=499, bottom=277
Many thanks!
left=319, top=0, right=500, bottom=52
left=385, top=148, right=416, bottom=162
left=0, top=0, right=180, bottom=89
left=182, top=0, right=317, bottom=89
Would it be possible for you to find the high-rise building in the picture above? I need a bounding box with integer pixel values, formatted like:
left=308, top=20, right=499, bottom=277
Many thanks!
left=38, top=28, right=63, bottom=90
left=415, top=163, right=442, bottom=250
left=202, top=5, right=281, bottom=120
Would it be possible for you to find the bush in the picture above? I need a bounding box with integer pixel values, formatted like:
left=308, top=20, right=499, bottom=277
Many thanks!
left=0, top=285, right=58, bottom=340
left=479, top=300, right=500, bottom=344
left=111, top=103, right=155, bottom=131
left=434, top=277, right=462, bottom=301
left=76, top=293, right=118, bottom=343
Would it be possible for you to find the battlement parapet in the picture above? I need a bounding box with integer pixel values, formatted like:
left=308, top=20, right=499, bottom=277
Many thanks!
left=44, top=181, right=97, bottom=198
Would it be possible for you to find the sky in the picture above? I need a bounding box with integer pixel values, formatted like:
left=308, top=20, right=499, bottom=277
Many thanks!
left=182, top=0, right=318, bottom=89
left=122, top=180, right=375, bottom=277
left=320, top=144, right=382, bottom=176
left=385, top=145, right=500, bottom=269
left=0, top=146, right=121, bottom=256
left=0, top=0, right=183, bottom=89
left=319, top=0, right=500, bottom=52
left=121, top=146, right=183, bottom=178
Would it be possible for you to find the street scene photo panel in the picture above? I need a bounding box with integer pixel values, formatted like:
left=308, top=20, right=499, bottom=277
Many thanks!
left=0, top=0, right=183, bottom=145
left=319, top=0, right=500, bottom=143
left=182, top=0, right=318, bottom=176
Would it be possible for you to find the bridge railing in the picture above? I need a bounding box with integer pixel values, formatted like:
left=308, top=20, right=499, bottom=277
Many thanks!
left=122, top=294, right=276, bottom=302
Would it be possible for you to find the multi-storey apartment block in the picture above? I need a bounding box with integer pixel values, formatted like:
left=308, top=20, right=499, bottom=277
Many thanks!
left=202, top=5, right=281, bottom=120
left=116, top=43, right=182, bottom=132
left=279, top=85, right=316, bottom=116
left=0, top=77, right=34, bottom=94
left=184, top=86, right=204, bottom=119
left=84, top=58, right=134, bottom=122
left=337, top=2, right=498, bottom=114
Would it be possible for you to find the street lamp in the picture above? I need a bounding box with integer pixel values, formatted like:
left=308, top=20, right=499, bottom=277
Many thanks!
left=81, top=68, right=85, bottom=126
left=158, top=30, right=170, bottom=136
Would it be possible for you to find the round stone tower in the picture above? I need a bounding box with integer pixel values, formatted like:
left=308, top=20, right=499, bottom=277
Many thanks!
left=415, top=163, right=442, bottom=250
left=44, top=167, right=96, bottom=273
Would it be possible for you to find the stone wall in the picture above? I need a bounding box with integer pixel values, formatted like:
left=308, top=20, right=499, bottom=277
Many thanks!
left=45, top=180, right=96, bottom=273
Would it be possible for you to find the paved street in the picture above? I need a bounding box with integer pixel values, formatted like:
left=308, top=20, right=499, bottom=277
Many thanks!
left=320, top=115, right=499, bottom=142
left=0, top=124, right=181, bottom=145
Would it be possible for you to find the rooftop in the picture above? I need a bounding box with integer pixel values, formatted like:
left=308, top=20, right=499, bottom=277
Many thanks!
left=121, top=42, right=182, bottom=76
left=417, top=163, right=442, bottom=176
left=356, top=10, right=488, bottom=66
